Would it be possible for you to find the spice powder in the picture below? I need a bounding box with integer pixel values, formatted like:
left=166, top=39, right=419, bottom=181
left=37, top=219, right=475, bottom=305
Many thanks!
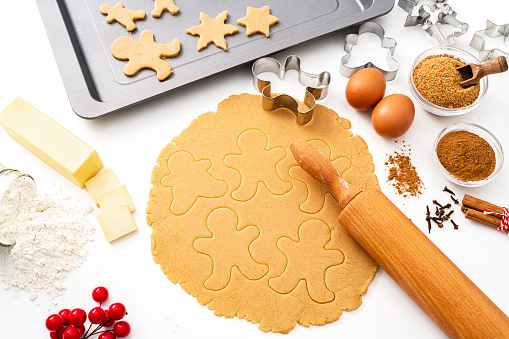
left=413, top=54, right=480, bottom=108
left=436, top=130, right=496, bottom=182
left=386, top=144, right=423, bottom=197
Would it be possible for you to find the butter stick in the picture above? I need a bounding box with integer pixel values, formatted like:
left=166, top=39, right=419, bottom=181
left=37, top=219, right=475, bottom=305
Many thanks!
left=0, top=163, right=5, bottom=171
left=0, top=97, right=103, bottom=188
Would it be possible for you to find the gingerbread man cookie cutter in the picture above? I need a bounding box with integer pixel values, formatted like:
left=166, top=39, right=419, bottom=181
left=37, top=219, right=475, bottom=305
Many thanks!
left=339, top=22, right=399, bottom=81
left=398, top=0, right=468, bottom=46
left=470, top=20, right=509, bottom=62
left=252, top=55, right=330, bottom=126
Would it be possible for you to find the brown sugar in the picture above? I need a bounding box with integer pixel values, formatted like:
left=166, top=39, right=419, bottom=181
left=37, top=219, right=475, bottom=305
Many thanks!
left=436, top=130, right=496, bottom=181
left=413, top=54, right=480, bottom=108
left=385, top=144, right=423, bottom=197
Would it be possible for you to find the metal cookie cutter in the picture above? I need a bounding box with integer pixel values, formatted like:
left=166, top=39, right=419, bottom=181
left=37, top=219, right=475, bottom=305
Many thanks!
left=398, top=0, right=468, bottom=46
left=470, top=20, right=509, bottom=62
left=339, top=21, right=399, bottom=81
left=252, top=55, right=330, bottom=126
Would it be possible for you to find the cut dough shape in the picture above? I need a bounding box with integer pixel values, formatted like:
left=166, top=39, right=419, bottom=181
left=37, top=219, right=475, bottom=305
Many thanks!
left=224, top=129, right=291, bottom=201
left=161, top=151, right=228, bottom=215
left=185, top=11, right=239, bottom=51
left=100, top=2, right=146, bottom=32
left=269, top=219, right=344, bottom=303
left=193, top=208, right=268, bottom=291
left=237, top=6, right=279, bottom=37
left=148, top=94, right=379, bottom=333
left=111, top=30, right=180, bottom=80
left=152, top=0, right=179, bottom=17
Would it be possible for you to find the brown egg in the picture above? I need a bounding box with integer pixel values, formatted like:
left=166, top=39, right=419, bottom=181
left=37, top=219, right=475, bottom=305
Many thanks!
left=372, top=94, right=415, bottom=139
left=345, top=68, right=386, bottom=111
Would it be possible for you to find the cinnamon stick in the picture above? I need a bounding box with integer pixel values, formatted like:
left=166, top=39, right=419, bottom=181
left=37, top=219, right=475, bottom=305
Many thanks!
left=462, top=195, right=503, bottom=218
left=464, top=208, right=501, bottom=228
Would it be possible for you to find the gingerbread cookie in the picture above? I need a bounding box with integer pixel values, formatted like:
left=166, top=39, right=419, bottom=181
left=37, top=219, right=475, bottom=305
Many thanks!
left=237, top=6, right=279, bottom=37
left=185, top=11, right=239, bottom=51
left=100, top=2, right=145, bottom=32
left=111, top=30, right=180, bottom=80
left=152, top=0, right=179, bottom=17
left=147, top=94, right=379, bottom=333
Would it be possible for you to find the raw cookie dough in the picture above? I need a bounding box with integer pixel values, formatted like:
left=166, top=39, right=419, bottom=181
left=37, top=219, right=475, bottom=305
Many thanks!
left=185, top=11, right=239, bottom=51
left=237, top=6, right=279, bottom=37
left=100, top=2, right=145, bottom=32
left=111, top=30, right=180, bottom=80
left=147, top=94, right=379, bottom=333
left=152, top=0, right=179, bottom=17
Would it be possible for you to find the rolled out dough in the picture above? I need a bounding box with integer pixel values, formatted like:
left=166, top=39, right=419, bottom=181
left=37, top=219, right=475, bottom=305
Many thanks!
left=147, top=94, right=379, bottom=333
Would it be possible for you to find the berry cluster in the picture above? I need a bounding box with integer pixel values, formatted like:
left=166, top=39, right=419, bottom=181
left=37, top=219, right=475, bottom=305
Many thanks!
left=45, top=287, right=131, bottom=339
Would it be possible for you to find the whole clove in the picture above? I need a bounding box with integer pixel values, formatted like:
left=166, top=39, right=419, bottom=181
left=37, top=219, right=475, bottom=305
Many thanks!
left=435, top=206, right=440, bottom=216
left=442, top=203, right=451, bottom=210
left=426, top=205, right=430, bottom=216
left=426, top=216, right=432, bottom=233
left=443, top=210, right=454, bottom=221
left=451, top=220, right=459, bottom=230
left=451, top=195, right=459, bottom=204
left=443, top=186, right=455, bottom=195
left=433, top=200, right=443, bottom=208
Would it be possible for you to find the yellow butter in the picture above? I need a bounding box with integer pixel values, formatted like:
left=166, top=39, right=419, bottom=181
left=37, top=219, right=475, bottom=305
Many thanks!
left=0, top=163, right=5, bottom=170
left=97, top=184, right=136, bottom=212
left=0, top=97, right=103, bottom=188
left=85, top=168, right=121, bottom=206
left=97, top=203, right=137, bottom=242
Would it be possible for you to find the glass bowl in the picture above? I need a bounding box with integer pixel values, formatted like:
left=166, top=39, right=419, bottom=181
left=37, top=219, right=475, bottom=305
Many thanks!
left=409, top=47, right=488, bottom=116
left=433, top=123, right=503, bottom=187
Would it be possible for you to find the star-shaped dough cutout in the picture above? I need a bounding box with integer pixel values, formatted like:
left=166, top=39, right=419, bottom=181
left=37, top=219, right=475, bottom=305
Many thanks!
left=186, top=11, right=239, bottom=51
left=237, top=6, right=278, bottom=37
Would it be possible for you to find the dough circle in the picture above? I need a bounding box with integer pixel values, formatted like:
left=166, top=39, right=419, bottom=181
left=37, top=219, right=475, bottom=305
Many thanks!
left=147, top=94, right=378, bottom=333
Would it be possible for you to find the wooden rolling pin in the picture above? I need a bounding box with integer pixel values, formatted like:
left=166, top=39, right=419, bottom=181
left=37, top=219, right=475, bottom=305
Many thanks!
left=291, top=140, right=509, bottom=339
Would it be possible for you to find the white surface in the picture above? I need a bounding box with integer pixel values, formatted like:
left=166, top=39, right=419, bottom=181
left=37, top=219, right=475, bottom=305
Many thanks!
left=1, top=1, right=508, bottom=338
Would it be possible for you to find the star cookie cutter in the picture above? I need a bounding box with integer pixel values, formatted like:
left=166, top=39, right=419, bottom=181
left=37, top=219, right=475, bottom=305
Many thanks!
left=252, top=55, right=330, bottom=126
left=470, top=20, right=509, bottom=62
left=398, top=0, right=468, bottom=46
left=339, top=21, right=399, bottom=81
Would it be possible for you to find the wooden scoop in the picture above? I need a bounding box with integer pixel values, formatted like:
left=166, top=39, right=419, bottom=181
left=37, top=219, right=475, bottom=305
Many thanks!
left=291, top=140, right=509, bottom=339
left=457, top=56, right=508, bottom=88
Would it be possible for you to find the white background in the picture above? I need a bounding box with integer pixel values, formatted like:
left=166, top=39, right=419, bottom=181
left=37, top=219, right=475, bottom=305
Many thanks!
left=1, top=1, right=509, bottom=338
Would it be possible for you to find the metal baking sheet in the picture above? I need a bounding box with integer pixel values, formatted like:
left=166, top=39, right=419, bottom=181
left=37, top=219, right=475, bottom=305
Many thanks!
left=36, top=0, right=394, bottom=118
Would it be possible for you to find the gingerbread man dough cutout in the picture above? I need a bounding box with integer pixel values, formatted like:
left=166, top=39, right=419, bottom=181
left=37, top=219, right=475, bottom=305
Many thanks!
left=237, top=6, right=279, bottom=37
left=111, top=30, right=180, bottom=81
left=100, top=2, right=146, bottom=32
left=161, top=151, right=228, bottom=215
left=194, top=208, right=268, bottom=291
left=269, top=219, right=344, bottom=303
left=224, top=129, right=292, bottom=202
left=152, top=0, right=179, bottom=17
left=186, top=11, right=239, bottom=51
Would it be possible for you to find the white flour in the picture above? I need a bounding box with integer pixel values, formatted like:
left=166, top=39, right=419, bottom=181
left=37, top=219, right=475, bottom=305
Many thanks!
left=0, top=180, right=95, bottom=300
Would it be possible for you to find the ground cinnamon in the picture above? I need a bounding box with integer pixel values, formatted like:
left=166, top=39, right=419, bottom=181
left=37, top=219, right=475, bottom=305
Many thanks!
left=436, top=130, right=496, bottom=182
left=385, top=143, right=423, bottom=197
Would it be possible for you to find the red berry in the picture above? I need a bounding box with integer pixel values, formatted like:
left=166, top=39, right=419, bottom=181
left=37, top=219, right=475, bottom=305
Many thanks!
left=69, top=308, right=87, bottom=326
left=49, top=332, right=58, bottom=339
left=103, top=310, right=115, bottom=327
left=113, top=321, right=131, bottom=338
left=109, top=303, right=126, bottom=320
left=89, top=306, right=106, bottom=324
left=77, top=324, right=86, bottom=335
left=98, top=331, right=116, bottom=339
left=58, top=309, right=71, bottom=325
left=46, top=314, right=64, bottom=331
left=62, top=326, right=81, bottom=339
left=92, top=286, right=109, bottom=303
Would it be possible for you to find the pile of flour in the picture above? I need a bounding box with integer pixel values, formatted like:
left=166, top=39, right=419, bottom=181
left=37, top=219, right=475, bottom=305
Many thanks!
left=0, top=179, right=95, bottom=300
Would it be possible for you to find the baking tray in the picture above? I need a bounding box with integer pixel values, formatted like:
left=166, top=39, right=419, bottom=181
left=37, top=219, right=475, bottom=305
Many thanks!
left=36, top=0, right=394, bottom=118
